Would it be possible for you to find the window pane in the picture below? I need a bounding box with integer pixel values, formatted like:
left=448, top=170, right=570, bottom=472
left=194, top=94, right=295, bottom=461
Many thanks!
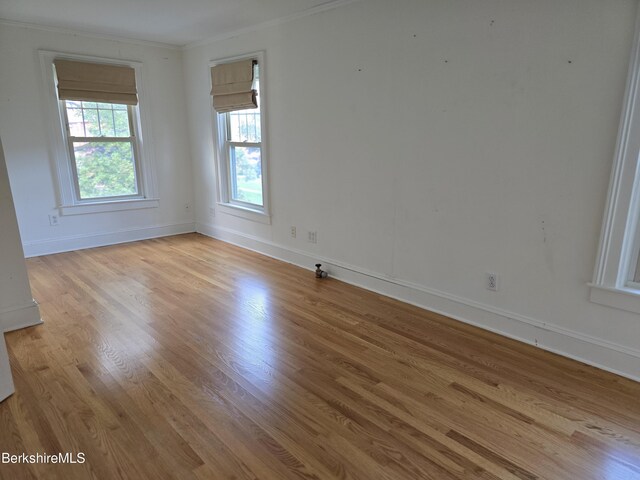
left=65, top=101, right=131, bottom=138
left=67, top=108, right=85, bottom=136
left=228, top=108, right=261, bottom=143
left=82, top=109, right=101, bottom=136
left=72, top=141, right=138, bottom=199
left=114, top=110, right=130, bottom=136
left=230, top=146, right=262, bottom=206
left=99, top=107, right=116, bottom=137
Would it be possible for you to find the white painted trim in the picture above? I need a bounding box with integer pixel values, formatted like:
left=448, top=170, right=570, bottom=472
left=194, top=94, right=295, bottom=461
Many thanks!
left=185, top=0, right=361, bottom=49
left=38, top=50, right=159, bottom=215
left=210, top=51, right=271, bottom=219
left=0, top=337, right=14, bottom=402
left=0, top=300, right=42, bottom=333
left=23, top=222, right=195, bottom=257
left=1, top=1, right=359, bottom=50
left=0, top=18, right=180, bottom=50
left=197, top=222, right=640, bottom=383
left=592, top=6, right=640, bottom=305
left=60, top=198, right=159, bottom=216
left=589, top=284, right=640, bottom=315
left=217, top=203, right=271, bottom=224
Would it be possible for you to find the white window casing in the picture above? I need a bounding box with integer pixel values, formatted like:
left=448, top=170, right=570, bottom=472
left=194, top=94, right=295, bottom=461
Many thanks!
left=591, top=8, right=640, bottom=314
left=210, top=51, right=270, bottom=224
left=39, top=50, right=158, bottom=216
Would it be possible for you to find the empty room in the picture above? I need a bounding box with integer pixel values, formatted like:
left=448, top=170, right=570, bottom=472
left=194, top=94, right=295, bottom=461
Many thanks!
left=1, top=0, right=639, bottom=478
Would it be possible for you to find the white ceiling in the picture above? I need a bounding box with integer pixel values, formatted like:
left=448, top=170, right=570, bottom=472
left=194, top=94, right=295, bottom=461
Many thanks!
left=0, top=0, right=345, bottom=46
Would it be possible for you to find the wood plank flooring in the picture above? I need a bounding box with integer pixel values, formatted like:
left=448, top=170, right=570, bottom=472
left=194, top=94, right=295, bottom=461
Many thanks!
left=1, top=233, right=639, bottom=479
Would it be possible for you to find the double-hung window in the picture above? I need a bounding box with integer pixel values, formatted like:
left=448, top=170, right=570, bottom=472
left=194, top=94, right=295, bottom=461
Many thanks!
left=223, top=85, right=263, bottom=207
left=211, top=53, right=269, bottom=222
left=39, top=51, right=158, bottom=215
left=62, top=100, right=141, bottom=200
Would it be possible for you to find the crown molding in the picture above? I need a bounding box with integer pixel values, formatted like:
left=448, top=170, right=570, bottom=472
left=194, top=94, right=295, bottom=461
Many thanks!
left=0, top=18, right=181, bottom=50
left=183, top=0, right=361, bottom=50
left=0, top=0, right=360, bottom=51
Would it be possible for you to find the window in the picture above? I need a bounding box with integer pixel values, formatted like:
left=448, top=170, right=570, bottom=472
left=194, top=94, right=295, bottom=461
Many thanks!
left=591, top=8, right=640, bottom=314
left=224, top=75, right=263, bottom=207
left=63, top=100, right=141, bottom=200
left=211, top=53, right=269, bottom=222
left=39, top=51, right=158, bottom=215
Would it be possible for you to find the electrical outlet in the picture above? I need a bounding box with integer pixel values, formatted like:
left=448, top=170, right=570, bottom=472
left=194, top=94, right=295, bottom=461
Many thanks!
left=486, top=272, right=499, bottom=291
left=307, top=231, right=317, bottom=244
left=209, top=207, right=215, bottom=217
left=48, top=214, right=59, bottom=226
left=290, top=226, right=296, bottom=238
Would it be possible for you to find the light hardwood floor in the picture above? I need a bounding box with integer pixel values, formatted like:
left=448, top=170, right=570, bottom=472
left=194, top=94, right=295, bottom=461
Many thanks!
left=1, top=233, right=639, bottom=479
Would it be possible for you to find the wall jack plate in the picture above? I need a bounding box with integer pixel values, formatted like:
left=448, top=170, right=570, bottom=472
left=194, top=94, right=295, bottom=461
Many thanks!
left=486, top=272, right=499, bottom=291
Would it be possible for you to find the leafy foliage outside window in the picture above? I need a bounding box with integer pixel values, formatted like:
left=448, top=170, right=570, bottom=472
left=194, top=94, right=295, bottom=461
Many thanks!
left=230, top=146, right=262, bottom=205
left=72, top=142, right=137, bottom=198
left=65, top=101, right=139, bottom=200
left=225, top=68, right=263, bottom=206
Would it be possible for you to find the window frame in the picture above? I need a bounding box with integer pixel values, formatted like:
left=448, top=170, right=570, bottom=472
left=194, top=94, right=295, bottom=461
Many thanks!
left=227, top=139, right=263, bottom=208
left=39, top=50, right=158, bottom=216
left=210, top=51, right=271, bottom=224
left=590, top=9, right=640, bottom=314
left=62, top=100, right=143, bottom=202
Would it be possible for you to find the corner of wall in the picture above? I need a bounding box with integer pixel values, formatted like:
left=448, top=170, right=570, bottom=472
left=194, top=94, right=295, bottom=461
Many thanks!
left=0, top=300, right=42, bottom=333
left=196, top=222, right=640, bottom=383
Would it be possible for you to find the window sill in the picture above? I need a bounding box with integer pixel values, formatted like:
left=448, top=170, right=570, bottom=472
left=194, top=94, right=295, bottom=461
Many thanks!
left=216, top=202, right=271, bottom=224
left=589, top=284, right=640, bottom=315
left=60, top=198, right=159, bottom=216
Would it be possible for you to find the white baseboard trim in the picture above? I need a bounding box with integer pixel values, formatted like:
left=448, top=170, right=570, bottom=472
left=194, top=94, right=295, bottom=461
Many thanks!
left=0, top=300, right=42, bottom=333
left=197, top=222, right=640, bottom=383
left=0, top=336, right=14, bottom=402
left=23, top=222, right=196, bottom=258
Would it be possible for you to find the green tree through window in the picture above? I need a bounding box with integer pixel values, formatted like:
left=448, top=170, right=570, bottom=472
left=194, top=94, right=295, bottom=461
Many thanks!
left=64, top=101, right=139, bottom=199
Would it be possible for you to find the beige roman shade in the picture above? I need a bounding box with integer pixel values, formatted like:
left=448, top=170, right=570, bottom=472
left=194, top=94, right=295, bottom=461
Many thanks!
left=210, top=59, right=257, bottom=113
left=54, top=59, right=138, bottom=105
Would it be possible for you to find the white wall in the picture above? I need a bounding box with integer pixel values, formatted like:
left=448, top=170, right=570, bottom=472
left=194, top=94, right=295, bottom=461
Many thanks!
left=0, top=137, right=40, bottom=401
left=2, top=1, right=639, bottom=382
left=0, top=23, right=195, bottom=256
left=185, top=0, right=640, bottom=380
left=0, top=136, right=40, bottom=332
